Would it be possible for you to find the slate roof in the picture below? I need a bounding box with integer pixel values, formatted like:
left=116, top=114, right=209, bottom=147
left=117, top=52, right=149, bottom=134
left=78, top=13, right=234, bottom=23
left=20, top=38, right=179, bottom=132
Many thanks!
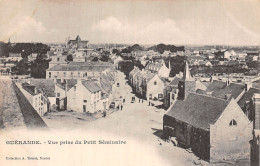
left=47, top=65, right=111, bottom=72
left=145, top=61, right=164, bottom=71
left=212, top=83, right=245, bottom=100
left=29, top=79, right=55, bottom=97
left=68, top=61, right=113, bottom=66
left=56, top=79, right=77, bottom=91
left=238, top=87, right=260, bottom=107
left=82, top=80, right=102, bottom=93
left=169, top=77, right=182, bottom=86
left=206, top=80, right=227, bottom=92
left=21, top=83, right=40, bottom=96
left=165, top=93, right=230, bottom=130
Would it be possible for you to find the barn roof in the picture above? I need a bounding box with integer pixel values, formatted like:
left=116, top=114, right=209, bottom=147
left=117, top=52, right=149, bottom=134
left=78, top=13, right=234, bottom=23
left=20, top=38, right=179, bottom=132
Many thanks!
left=165, top=93, right=229, bottom=130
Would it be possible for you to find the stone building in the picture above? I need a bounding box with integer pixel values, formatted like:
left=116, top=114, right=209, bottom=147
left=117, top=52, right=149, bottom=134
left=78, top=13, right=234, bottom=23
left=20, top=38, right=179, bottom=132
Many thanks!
left=67, top=35, right=88, bottom=50
left=163, top=62, right=253, bottom=162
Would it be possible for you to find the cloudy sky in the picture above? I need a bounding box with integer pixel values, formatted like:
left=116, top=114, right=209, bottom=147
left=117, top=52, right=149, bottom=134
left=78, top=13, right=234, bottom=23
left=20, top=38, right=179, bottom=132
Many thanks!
left=0, top=0, right=259, bottom=46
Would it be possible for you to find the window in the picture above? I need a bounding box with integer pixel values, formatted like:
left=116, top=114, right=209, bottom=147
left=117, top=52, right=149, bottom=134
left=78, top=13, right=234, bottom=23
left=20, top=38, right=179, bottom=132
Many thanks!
left=64, top=72, right=66, bottom=77
left=35, top=98, right=37, bottom=107
left=229, top=119, right=237, bottom=126
left=154, top=81, right=157, bottom=85
left=57, top=93, right=60, bottom=97
left=83, top=100, right=87, bottom=103
left=78, top=72, right=80, bottom=77
left=57, top=58, right=60, bottom=62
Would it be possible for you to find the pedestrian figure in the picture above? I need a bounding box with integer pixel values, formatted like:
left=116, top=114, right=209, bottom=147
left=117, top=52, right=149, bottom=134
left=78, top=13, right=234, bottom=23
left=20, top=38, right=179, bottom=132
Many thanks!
left=149, top=101, right=150, bottom=106
left=103, top=111, right=106, bottom=118
left=123, top=99, right=125, bottom=103
left=121, top=105, right=123, bottom=110
left=139, top=99, right=140, bottom=103
left=142, top=99, right=143, bottom=103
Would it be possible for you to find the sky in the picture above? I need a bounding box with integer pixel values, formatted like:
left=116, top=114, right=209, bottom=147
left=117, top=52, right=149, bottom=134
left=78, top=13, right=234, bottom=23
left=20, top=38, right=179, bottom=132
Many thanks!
left=0, top=0, right=259, bottom=46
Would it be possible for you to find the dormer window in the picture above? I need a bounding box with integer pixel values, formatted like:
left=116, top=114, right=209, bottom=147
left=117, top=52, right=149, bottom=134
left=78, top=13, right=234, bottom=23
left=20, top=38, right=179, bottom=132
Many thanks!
left=229, top=119, right=237, bottom=126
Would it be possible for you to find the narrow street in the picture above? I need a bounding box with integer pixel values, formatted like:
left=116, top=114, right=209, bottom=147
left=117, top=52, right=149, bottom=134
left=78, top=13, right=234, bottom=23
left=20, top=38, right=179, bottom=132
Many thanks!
left=83, top=71, right=203, bottom=166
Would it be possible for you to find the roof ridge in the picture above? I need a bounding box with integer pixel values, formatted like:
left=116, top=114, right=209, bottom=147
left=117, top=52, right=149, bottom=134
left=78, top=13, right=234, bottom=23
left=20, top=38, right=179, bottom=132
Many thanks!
left=190, top=92, right=229, bottom=102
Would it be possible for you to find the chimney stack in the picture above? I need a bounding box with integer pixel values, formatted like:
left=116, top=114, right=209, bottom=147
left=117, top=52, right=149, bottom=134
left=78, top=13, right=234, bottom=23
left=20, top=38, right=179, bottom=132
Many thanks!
left=245, top=82, right=252, bottom=92
left=253, top=93, right=260, bottom=130
left=34, top=86, right=37, bottom=94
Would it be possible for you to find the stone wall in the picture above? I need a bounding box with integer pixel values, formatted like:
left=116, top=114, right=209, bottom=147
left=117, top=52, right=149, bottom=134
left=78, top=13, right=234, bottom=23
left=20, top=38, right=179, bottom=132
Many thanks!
left=210, top=99, right=252, bottom=162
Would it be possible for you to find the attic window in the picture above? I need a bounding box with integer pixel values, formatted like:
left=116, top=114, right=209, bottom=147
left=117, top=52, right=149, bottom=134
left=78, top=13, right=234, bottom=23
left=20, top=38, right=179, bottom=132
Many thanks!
left=229, top=119, right=237, bottom=126
left=154, top=81, right=157, bottom=85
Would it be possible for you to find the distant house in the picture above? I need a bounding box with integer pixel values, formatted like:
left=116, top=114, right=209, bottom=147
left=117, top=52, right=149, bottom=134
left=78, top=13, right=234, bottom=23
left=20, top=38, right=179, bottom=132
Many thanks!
left=46, top=61, right=114, bottom=79
left=28, top=53, right=38, bottom=62
left=204, top=61, right=213, bottom=67
left=145, top=60, right=170, bottom=77
left=67, top=35, right=88, bottom=50
left=146, top=74, right=165, bottom=100
left=163, top=76, right=182, bottom=108
left=8, top=53, right=22, bottom=62
left=207, top=53, right=215, bottom=60
left=113, top=56, right=123, bottom=69
left=48, top=53, right=68, bottom=69
left=73, top=51, right=86, bottom=62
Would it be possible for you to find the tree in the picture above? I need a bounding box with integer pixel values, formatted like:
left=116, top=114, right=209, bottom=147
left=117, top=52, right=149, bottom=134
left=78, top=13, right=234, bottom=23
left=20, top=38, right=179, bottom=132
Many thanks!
left=67, top=54, right=73, bottom=61
left=31, top=59, right=50, bottom=78
left=92, top=57, right=99, bottom=61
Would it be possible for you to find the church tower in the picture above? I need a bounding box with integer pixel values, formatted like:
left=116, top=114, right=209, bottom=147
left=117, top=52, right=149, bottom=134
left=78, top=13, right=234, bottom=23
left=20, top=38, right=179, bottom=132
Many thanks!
left=178, top=61, right=196, bottom=100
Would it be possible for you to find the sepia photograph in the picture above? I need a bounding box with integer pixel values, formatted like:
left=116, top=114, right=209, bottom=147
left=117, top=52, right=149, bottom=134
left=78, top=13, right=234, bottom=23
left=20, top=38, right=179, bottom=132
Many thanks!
left=0, top=0, right=259, bottom=166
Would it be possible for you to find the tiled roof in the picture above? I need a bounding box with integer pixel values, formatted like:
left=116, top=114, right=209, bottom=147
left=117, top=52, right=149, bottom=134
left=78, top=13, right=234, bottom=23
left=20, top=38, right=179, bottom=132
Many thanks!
left=82, top=80, right=101, bottom=93
left=238, top=87, right=260, bottom=107
left=165, top=93, right=229, bottom=130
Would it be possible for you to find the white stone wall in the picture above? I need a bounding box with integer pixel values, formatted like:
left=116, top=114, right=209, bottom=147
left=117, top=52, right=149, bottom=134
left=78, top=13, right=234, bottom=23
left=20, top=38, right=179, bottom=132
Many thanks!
left=147, top=75, right=165, bottom=100
left=210, top=99, right=253, bottom=162
left=158, top=65, right=170, bottom=78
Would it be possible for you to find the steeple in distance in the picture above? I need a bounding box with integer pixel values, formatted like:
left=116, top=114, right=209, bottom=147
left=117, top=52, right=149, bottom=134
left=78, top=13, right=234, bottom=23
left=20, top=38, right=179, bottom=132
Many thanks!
left=183, top=61, right=194, bottom=81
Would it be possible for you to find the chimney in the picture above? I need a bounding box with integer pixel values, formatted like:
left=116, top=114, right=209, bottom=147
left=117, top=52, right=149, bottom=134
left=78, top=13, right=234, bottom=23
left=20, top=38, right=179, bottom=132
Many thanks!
left=34, top=86, right=37, bottom=94
left=253, top=93, right=260, bottom=130
left=226, top=79, right=230, bottom=86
